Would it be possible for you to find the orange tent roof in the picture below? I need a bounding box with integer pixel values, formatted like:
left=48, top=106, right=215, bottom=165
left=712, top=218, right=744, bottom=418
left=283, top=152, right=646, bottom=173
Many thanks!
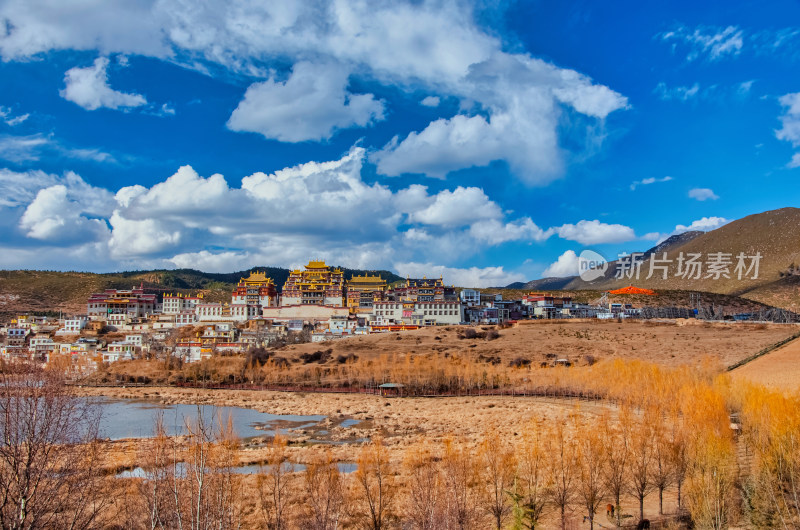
left=608, top=285, right=656, bottom=295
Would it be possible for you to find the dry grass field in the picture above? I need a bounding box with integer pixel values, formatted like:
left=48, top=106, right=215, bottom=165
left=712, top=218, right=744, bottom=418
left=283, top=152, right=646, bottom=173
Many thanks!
left=74, top=320, right=800, bottom=528
left=280, top=319, right=799, bottom=368
left=731, top=335, right=800, bottom=392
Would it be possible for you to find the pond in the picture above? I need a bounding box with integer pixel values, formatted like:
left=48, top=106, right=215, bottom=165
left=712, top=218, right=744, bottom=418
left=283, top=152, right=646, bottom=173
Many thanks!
left=97, top=398, right=327, bottom=440
left=116, top=462, right=359, bottom=479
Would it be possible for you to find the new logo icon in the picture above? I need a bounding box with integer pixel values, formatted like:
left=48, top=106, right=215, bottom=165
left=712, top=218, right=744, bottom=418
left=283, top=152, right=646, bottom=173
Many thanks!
left=578, top=250, right=608, bottom=281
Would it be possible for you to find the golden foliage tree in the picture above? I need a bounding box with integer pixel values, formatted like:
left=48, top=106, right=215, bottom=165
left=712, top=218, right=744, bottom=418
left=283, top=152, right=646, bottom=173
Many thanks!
left=478, top=429, right=517, bottom=529
left=355, top=437, right=395, bottom=530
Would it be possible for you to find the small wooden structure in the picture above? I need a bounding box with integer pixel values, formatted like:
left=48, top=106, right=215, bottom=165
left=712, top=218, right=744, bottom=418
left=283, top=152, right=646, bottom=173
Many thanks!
left=378, top=383, right=405, bottom=397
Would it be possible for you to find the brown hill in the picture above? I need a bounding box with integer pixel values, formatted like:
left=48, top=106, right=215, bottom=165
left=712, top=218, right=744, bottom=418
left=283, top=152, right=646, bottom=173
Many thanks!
left=561, top=207, right=800, bottom=311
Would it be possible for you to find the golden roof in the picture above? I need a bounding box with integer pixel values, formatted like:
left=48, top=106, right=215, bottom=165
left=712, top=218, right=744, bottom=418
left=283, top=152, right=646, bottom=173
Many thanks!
left=348, top=275, right=387, bottom=284
left=306, top=260, right=329, bottom=269
left=239, top=271, right=274, bottom=285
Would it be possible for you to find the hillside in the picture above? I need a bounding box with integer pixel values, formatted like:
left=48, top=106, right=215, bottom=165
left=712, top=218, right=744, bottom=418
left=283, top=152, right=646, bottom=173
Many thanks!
left=0, top=266, right=404, bottom=318
left=509, top=207, right=800, bottom=311
left=480, top=287, right=783, bottom=315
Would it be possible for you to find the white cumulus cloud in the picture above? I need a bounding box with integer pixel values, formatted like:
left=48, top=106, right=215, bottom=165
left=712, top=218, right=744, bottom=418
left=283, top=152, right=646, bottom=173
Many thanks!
left=60, top=57, right=146, bottom=111
left=542, top=250, right=580, bottom=278
left=374, top=53, right=627, bottom=183
left=469, top=218, right=553, bottom=245
left=407, top=186, right=502, bottom=227
left=0, top=0, right=629, bottom=183
left=17, top=172, right=113, bottom=243
left=554, top=219, right=637, bottom=245
left=673, top=216, right=729, bottom=234
left=227, top=61, right=385, bottom=142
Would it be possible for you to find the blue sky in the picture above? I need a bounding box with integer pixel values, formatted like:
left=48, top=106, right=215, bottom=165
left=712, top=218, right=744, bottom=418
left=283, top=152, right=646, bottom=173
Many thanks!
left=0, top=0, right=798, bottom=286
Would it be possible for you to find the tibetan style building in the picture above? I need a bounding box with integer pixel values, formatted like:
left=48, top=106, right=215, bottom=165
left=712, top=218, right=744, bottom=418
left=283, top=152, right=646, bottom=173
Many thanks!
left=231, top=271, right=278, bottom=319
left=346, top=274, right=388, bottom=313
left=388, top=276, right=457, bottom=302
left=87, top=285, right=157, bottom=318
left=280, top=261, right=345, bottom=307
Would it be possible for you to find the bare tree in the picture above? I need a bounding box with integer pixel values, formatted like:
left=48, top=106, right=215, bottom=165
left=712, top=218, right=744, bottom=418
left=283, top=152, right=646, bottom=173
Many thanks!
left=259, top=434, right=294, bottom=530
left=440, top=438, right=481, bottom=530
left=403, top=443, right=444, bottom=530
left=303, top=449, right=346, bottom=530
left=137, top=413, right=181, bottom=529
left=0, top=363, right=108, bottom=529
left=134, top=407, right=242, bottom=530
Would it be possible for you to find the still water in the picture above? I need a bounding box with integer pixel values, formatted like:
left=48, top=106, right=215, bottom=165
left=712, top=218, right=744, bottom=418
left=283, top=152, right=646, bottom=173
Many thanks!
left=117, top=462, right=359, bottom=479
left=96, top=398, right=327, bottom=440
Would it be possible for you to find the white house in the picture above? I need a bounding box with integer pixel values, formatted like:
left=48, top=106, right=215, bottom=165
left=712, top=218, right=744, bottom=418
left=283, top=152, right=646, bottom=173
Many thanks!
left=459, top=289, right=481, bottom=306
left=371, top=301, right=463, bottom=326
left=57, top=317, right=89, bottom=335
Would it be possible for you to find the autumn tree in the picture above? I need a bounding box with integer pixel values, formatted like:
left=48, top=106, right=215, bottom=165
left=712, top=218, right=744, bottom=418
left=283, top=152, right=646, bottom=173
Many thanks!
left=682, top=382, right=737, bottom=529
left=602, top=408, right=631, bottom=526
left=478, top=430, right=517, bottom=529
left=739, top=385, right=800, bottom=528
left=575, top=417, right=607, bottom=530
left=510, top=419, right=550, bottom=529
left=685, top=433, right=736, bottom=529
left=355, top=437, right=395, bottom=530
left=667, top=403, right=690, bottom=512
left=548, top=418, right=577, bottom=530
left=628, top=411, right=656, bottom=522
left=650, top=407, right=674, bottom=516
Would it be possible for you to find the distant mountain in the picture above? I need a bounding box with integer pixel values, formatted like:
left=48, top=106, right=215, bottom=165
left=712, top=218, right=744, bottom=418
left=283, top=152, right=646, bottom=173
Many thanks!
left=505, top=207, right=800, bottom=311
left=642, top=230, right=704, bottom=257
left=564, top=207, right=800, bottom=310
left=505, top=277, right=576, bottom=291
